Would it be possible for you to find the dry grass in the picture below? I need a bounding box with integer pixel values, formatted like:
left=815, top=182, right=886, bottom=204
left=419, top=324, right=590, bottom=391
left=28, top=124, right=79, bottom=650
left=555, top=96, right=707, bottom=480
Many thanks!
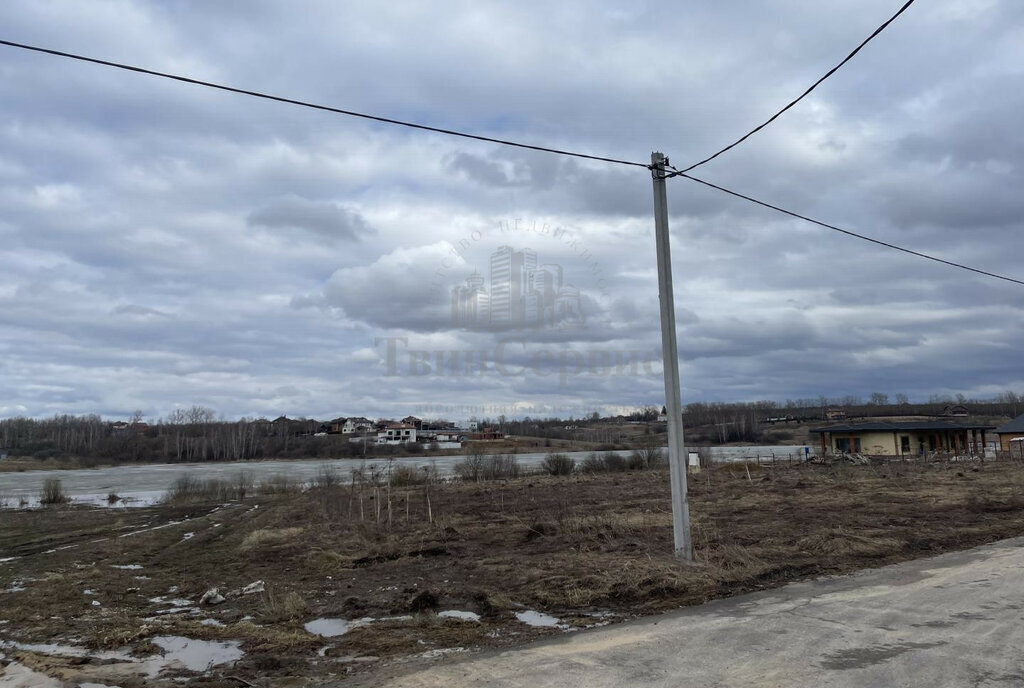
left=239, top=527, right=305, bottom=558
left=6, top=459, right=1024, bottom=684
left=259, top=589, right=310, bottom=623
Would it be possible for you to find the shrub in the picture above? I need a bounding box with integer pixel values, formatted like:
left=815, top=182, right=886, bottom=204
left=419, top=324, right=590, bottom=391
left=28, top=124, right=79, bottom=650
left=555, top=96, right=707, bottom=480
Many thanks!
left=390, top=465, right=427, bottom=487
left=454, top=453, right=520, bottom=481
left=627, top=451, right=648, bottom=471
left=541, top=453, right=575, bottom=476
left=313, top=465, right=341, bottom=490
left=603, top=453, right=628, bottom=472
left=259, top=474, right=301, bottom=496
left=581, top=452, right=629, bottom=474
left=107, top=492, right=120, bottom=505
left=233, top=471, right=254, bottom=500
left=581, top=453, right=606, bottom=474
left=637, top=446, right=666, bottom=468
left=164, top=474, right=253, bottom=503
left=39, top=478, right=69, bottom=505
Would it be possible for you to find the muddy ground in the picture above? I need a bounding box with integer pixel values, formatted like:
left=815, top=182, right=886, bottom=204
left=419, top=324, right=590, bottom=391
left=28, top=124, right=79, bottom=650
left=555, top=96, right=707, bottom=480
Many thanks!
left=3, top=459, right=1024, bottom=686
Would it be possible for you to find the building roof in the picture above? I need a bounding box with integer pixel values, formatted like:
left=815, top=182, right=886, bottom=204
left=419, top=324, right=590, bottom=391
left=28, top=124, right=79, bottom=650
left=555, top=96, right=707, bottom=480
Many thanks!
left=996, top=413, right=1024, bottom=434
left=811, top=421, right=996, bottom=434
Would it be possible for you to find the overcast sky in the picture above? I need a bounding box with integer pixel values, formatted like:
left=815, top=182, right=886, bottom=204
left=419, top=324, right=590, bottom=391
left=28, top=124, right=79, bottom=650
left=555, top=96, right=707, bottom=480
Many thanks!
left=1, top=0, right=1022, bottom=422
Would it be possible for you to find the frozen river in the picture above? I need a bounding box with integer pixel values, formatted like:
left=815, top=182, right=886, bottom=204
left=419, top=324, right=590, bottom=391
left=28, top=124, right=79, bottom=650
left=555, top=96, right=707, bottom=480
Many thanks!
left=0, top=445, right=813, bottom=508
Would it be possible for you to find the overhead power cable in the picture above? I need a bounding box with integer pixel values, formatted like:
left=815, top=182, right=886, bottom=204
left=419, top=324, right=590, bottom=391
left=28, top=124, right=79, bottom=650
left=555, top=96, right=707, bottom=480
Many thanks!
left=5, top=35, right=1020, bottom=288
left=0, top=38, right=649, bottom=170
left=667, top=170, right=1024, bottom=287
left=679, top=0, right=916, bottom=173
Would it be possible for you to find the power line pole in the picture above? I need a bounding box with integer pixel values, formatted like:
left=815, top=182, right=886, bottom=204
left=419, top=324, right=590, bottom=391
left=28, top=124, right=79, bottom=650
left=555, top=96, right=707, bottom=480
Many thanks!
left=651, top=151, right=694, bottom=562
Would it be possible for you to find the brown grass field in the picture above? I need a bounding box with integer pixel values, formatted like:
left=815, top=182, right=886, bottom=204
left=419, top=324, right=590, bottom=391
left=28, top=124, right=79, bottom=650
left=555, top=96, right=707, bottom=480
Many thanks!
left=3, top=459, right=1024, bottom=686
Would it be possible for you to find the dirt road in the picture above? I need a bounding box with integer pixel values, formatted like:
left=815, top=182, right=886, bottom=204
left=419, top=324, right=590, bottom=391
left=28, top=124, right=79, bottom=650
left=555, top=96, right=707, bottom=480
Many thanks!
left=377, top=536, right=1024, bottom=687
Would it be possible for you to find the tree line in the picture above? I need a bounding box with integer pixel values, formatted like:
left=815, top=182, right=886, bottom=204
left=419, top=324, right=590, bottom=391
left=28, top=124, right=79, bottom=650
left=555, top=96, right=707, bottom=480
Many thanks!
left=0, top=408, right=396, bottom=464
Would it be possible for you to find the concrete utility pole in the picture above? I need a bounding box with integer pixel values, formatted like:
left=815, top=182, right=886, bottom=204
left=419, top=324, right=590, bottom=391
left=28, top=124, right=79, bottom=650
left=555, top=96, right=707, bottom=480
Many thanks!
left=650, top=151, right=694, bottom=562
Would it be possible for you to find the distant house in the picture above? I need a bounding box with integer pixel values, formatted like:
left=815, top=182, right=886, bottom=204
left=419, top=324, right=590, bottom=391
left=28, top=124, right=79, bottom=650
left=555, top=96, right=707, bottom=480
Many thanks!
left=995, top=414, right=1024, bottom=456
left=462, top=428, right=505, bottom=441
left=811, top=421, right=995, bottom=456
left=327, top=417, right=347, bottom=434
left=271, top=416, right=319, bottom=436
left=0, top=449, right=8, bottom=460
left=111, top=421, right=148, bottom=435
left=377, top=423, right=417, bottom=444
left=942, top=404, right=970, bottom=417
left=401, top=416, right=424, bottom=430
left=342, top=417, right=373, bottom=434
left=824, top=408, right=847, bottom=421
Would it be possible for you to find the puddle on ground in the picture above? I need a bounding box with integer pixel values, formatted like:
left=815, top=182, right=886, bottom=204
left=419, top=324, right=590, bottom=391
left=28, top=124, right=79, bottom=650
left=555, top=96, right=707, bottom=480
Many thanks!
left=110, top=564, right=143, bottom=570
left=514, top=610, right=565, bottom=628
left=0, top=661, right=62, bottom=687
left=149, top=636, right=243, bottom=673
left=0, top=636, right=243, bottom=681
left=438, top=610, right=481, bottom=622
left=0, top=641, right=131, bottom=662
left=304, top=616, right=414, bottom=638
left=304, top=618, right=352, bottom=637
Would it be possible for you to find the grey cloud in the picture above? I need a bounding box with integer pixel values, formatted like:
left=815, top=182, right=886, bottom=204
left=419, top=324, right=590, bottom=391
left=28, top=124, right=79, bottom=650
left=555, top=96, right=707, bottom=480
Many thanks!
left=1, top=0, right=1024, bottom=420
left=248, top=196, right=373, bottom=240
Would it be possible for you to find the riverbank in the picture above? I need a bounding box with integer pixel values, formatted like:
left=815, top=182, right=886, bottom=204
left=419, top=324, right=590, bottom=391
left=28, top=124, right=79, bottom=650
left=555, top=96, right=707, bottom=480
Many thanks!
left=0, top=445, right=817, bottom=508
left=3, top=459, right=1024, bottom=685
left=0, top=435, right=618, bottom=475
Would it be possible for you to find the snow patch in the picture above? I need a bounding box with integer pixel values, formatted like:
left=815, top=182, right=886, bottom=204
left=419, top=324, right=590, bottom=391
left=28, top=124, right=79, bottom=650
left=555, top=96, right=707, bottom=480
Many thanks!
left=514, top=610, right=566, bottom=628
left=438, top=610, right=481, bottom=622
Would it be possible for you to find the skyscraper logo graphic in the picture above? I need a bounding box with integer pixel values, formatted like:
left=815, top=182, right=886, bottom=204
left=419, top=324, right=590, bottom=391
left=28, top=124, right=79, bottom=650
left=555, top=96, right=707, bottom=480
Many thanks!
left=451, top=245, right=584, bottom=330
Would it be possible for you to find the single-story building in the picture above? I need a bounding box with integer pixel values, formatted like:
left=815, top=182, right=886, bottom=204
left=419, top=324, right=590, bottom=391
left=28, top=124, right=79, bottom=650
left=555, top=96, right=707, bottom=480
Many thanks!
left=810, top=421, right=995, bottom=457
left=995, top=413, right=1024, bottom=455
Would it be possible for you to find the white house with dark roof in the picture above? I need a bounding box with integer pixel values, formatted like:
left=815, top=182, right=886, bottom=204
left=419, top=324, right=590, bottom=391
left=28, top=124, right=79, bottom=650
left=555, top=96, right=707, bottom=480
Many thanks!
left=377, top=422, right=417, bottom=444
left=342, top=417, right=373, bottom=434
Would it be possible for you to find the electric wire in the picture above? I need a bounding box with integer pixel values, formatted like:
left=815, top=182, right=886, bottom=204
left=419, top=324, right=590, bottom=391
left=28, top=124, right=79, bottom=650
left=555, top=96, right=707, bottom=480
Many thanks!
left=4, top=34, right=1020, bottom=288
left=0, top=38, right=649, bottom=170
left=668, top=170, right=1024, bottom=287
left=679, top=0, right=916, bottom=173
